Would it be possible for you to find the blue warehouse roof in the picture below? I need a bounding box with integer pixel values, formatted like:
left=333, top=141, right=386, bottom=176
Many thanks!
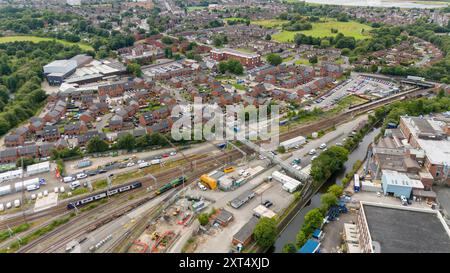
left=298, top=239, right=320, bottom=253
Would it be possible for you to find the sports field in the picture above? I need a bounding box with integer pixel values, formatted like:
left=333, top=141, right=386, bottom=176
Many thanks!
left=0, top=36, right=93, bottom=51
left=272, top=20, right=372, bottom=43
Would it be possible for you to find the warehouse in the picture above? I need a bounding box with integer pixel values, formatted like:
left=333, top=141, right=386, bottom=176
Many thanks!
left=357, top=201, right=450, bottom=253
left=26, top=161, right=50, bottom=176
left=43, top=60, right=77, bottom=85
left=279, top=135, right=306, bottom=150
left=272, top=171, right=302, bottom=193
left=381, top=170, right=413, bottom=197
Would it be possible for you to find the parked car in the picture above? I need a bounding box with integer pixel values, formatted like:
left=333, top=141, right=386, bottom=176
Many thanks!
left=262, top=200, right=273, bottom=208
left=162, top=154, right=169, bottom=158
left=126, top=162, right=135, bottom=167
left=197, top=182, right=207, bottom=191
left=70, top=181, right=81, bottom=190
left=308, top=149, right=316, bottom=155
left=169, top=151, right=177, bottom=156
left=63, top=176, right=76, bottom=183
left=76, top=173, right=87, bottom=179
left=319, top=143, right=327, bottom=149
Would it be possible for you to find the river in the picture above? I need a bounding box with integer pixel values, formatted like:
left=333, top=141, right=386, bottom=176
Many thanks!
left=273, top=127, right=381, bottom=252
left=303, top=0, right=448, bottom=9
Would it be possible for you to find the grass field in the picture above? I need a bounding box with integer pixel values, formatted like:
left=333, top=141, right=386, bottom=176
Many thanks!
left=251, top=19, right=289, bottom=28
left=272, top=19, right=372, bottom=43
left=0, top=36, right=93, bottom=51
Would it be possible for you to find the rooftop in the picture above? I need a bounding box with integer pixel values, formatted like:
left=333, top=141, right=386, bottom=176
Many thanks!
left=362, top=202, right=450, bottom=253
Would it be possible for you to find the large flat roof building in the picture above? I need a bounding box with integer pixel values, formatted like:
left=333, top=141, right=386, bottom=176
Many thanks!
left=357, top=202, right=450, bottom=253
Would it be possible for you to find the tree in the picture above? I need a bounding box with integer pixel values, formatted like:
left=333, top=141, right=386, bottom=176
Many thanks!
left=282, top=243, right=297, bottom=253
left=198, top=213, right=209, bottom=226
left=277, top=146, right=286, bottom=154
left=327, top=185, right=343, bottom=198
left=87, top=136, right=109, bottom=153
left=301, top=208, right=323, bottom=235
left=218, top=61, right=228, bottom=74
left=308, top=55, right=318, bottom=64
left=266, top=53, right=283, bottom=66
left=296, top=230, right=307, bottom=248
left=126, top=62, right=142, bottom=77
left=265, top=34, right=272, bottom=41
left=117, top=133, right=136, bottom=151
left=321, top=193, right=338, bottom=211
left=253, top=217, right=277, bottom=249
left=161, top=36, right=173, bottom=45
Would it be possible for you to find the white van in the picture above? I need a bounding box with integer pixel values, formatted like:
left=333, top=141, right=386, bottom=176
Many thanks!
left=6, top=202, right=12, bottom=209
left=54, top=187, right=59, bottom=193
left=0, top=203, right=4, bottom=211
left=60, top=186, right=65, bottom=193
left=70, top=181, right=81, bottom=190
left=138, top=162, right=150, bottom=169
left=63, top=176, right=75, bottom=183
left=14, top=199, right=20, bottom=208
left=26, top=184, right=40, bottom=192
left=31, top=194, right=37, bottom=200
left=308, top=149, right=316, bottom=155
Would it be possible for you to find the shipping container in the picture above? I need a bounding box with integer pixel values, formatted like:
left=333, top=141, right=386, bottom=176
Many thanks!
left=280, top=136, right=306, bottom=150
left=0, top=185, right=12, bottom=196
left=14, top=178, right=40, bottom=192
left=77, top=160, right=92, bottom=169
left=26, top=161, right=50, bottom=176
left=0, top=169, right=23, bottom=183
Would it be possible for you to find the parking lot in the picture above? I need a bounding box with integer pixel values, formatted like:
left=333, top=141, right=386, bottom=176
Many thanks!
left=314, top=75, right=398, bottom=109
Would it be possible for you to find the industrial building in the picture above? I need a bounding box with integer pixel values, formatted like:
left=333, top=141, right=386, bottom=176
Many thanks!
left=356, top=202, right=450, bottom=253
left=43, top=60, right=77, bottom=85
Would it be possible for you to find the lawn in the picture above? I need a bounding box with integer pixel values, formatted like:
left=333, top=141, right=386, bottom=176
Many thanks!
left=0, top=36, right=93, bottom=51
left=272, top=19, right=372, bottom=43
left=295, top=58, right=311, bottom=65
left=251, top=19, right=289, bottom=28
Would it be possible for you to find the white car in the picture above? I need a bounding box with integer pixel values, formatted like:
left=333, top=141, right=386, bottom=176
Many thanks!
left=137, top=160, right=145, bottom=164
left=311, top=155, right=318, bottom=161
left=169, top=151, right=177, bottom=156
left=126, top=162, right=135, bottom=167
left=198, top=182, right=207, bottom=191
left=6, top=202, right=12, bottom=209
left=37, top=192, right=43, bottom=198
left=60, top=186, right=65, bottom=193
left=54, top=187, right=59, bottom=193
left=43, top=190, right=48, bottom=197
left=295, top=165, right=302, bottom=170
left=0, top=204, right=4, bottom=211
left=70, top=181, right=81, bottom=190
left=308, top=149, right=316, bottom=155
left=31, top=194, right=37, bottom=200
left=63, top=176, right=76, bottom=183
left=319, top=143, right=327, bottom=149
left=76, top=173, right=87, bottom=179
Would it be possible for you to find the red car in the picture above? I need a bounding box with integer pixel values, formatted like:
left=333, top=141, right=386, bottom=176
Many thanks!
left=162, top=154, right=169, bottom=158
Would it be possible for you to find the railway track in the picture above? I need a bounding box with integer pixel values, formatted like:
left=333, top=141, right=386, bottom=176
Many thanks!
left=2, top=85, right=436, bottom=233
left=16, top=149, right=247, bottom=253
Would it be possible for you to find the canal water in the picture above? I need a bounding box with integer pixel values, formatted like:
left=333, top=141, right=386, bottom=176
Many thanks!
left=273, top=127, right=381, bottom=252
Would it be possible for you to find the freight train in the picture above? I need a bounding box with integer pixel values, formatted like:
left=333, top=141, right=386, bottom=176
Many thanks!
left=155, top=176, right=186, bottom=195
left=67, top=181, right=142, bottom=209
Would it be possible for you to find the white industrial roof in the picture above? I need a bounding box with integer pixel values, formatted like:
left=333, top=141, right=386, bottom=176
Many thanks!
left=382, top=170, right=413, bottom=187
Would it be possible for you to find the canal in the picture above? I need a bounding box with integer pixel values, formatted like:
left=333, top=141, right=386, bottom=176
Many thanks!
left=273, top=127, right=381, bottom=252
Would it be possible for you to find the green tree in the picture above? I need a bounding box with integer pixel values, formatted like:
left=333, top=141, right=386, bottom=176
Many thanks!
left=265, top=34, right=272, bottom=41
left=282, top=243, right=297, bottom=253
left=266, top=53, right=283, bottom=66
left=87, top=136, right=109, bottom=153
left=126, top=62, right=142, bottom=77
left=301, top=208, right=323, bottom=235
left=198, top=213, right=209, bottom=226
left=277, top=146, right=286, bottom=154
left=327, top=185, right=343, bottom=198
left=308, top=55, right=318, bottom=64
left=117, top=133, right=136, bottom=151
left=296, top=230, right=308, bottom=248
left=253, top=217, right=277, bottom=249
left=321, top=192, right=338, bottom=211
